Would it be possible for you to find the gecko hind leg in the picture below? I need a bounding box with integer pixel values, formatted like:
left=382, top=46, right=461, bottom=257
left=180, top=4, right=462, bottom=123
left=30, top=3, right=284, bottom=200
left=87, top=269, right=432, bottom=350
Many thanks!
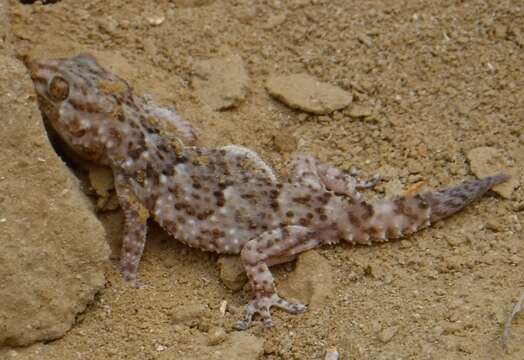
left=288, top=155, right=381, bottom=199
left=236, top=226, right=320, bottom=330
left=221, top=145, right=277, bottom=182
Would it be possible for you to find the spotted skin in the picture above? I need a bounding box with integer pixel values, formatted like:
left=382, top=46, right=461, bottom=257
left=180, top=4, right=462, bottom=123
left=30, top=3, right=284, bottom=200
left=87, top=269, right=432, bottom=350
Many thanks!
left=26, top=54, right=509, bottom=329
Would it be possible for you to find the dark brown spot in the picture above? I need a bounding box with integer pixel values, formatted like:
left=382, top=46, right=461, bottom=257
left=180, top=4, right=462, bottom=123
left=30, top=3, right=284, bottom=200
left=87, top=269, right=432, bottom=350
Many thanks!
left=174, top=202, right=187, bottom=210
left=128, top=147, right=143, bottom=160
left=161, top=166, right=175, bottom=176
left=197, top=210, right=213, bottom=220
left=393, top=198, right=407, bottom=215
left=146, top=126, right=159, bottom=134
left=348, top=213, right=361, bottom=226
left=177, top=156, right=188, bottom=163
left=162, top=220, right=176, bottom=232
left=360, top=201, right=374, bottom=217
left=247, top=219, right=258, bottom=229
left=367, top=226, right=381, bottom=237
left=285, top=211, right=294, bottom=217
left=292, top=195, right=312, bottom=205
left=145, top=163, right=155, bottom=179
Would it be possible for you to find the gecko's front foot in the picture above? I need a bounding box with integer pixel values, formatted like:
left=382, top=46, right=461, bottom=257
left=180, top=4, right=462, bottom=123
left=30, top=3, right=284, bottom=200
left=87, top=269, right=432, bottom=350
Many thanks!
left=121, top=271, right=146, bottom=289
left=235, top=293, right=307, bottom=330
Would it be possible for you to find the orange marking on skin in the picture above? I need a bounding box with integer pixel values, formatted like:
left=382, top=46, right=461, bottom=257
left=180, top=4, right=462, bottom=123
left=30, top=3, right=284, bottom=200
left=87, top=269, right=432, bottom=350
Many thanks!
left=404, top=181, right=425, bottom=197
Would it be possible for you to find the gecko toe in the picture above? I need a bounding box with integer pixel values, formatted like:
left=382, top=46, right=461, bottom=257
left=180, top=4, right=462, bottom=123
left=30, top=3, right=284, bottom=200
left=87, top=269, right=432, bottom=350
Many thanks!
left=235, top=294, right=306, bottom=330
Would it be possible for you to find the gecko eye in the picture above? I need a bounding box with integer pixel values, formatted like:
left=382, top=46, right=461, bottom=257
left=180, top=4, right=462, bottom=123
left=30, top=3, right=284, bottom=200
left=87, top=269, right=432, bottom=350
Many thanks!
left=48, top=76, right=70, bottom=101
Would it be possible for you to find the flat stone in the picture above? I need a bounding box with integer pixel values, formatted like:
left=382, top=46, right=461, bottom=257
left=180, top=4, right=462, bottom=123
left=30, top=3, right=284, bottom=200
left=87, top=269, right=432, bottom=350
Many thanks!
left=0, top=54, right=109, bottom=347
left=266, top=73, right=352, bottom=115
left=193, top=54, right=249, bottom=110
left=466, top=146, right=518, bottom=199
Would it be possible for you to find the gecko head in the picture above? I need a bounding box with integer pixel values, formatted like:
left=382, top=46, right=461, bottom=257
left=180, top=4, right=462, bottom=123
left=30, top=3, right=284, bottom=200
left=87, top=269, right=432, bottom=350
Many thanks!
left=26, top=54, right=128, bottom=164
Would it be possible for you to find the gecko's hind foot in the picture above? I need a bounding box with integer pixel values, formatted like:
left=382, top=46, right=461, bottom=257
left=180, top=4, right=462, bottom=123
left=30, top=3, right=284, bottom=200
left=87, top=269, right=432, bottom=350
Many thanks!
left=235, top=293, right=307, bottom=330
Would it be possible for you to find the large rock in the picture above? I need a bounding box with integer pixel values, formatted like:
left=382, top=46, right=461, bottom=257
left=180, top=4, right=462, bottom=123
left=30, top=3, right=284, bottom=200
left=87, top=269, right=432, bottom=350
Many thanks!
left=0, top=54, right=110, bottom=346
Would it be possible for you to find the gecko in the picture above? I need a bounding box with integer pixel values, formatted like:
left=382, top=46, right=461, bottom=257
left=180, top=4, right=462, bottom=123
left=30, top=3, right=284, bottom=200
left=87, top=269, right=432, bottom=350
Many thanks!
left=26, top=54, right=509, bottom=329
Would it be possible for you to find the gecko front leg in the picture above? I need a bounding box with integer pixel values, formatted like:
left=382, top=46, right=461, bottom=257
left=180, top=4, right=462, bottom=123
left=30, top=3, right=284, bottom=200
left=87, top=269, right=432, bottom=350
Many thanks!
left=236, top=225, right=321, bottom=329
left=113, top=169, right=149, bottom=286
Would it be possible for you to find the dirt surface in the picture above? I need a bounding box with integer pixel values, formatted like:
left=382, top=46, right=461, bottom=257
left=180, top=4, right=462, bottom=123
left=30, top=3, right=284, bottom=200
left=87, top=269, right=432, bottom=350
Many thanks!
left=2, top=0, right=524, bottom=358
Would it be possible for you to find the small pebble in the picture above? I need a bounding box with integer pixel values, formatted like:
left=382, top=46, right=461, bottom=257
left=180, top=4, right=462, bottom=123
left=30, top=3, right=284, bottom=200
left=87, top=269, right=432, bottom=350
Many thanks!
left=378, top=326, right=399, bottom=343
left=324, top=348, right=339, bottom=360
left=147, top=15, right=165, bottom=26
left=347, top=103, right=373, bottom=118
left=207, top=327, right=227, bottom=346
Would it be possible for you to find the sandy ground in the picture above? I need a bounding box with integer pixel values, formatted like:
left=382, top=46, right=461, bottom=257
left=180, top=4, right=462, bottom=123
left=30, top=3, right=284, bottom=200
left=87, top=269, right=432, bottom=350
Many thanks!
left=3, top=0, right=524, bottom=358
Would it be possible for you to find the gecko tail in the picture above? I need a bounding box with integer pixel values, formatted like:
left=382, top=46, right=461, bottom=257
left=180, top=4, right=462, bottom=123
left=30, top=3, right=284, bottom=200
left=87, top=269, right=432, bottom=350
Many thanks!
left=422, top=173, right=509, bottom=223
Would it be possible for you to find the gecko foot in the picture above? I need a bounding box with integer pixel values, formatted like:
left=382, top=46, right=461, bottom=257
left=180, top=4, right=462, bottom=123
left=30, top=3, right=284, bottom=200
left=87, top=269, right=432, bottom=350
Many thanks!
left=121, top=271, right=146, bottom=289
left=235, top=293, right=306, bottom=330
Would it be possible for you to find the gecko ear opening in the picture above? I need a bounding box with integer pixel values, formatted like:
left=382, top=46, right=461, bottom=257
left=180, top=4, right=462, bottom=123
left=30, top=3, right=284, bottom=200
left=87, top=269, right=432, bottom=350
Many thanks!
left=48, top=76, right=70, bottom=102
